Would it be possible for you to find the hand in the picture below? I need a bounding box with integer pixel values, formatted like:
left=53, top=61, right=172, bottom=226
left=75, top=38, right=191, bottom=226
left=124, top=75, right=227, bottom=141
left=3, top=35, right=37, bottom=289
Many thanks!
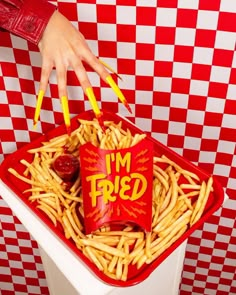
left=38, top=10, right=109, bottom=98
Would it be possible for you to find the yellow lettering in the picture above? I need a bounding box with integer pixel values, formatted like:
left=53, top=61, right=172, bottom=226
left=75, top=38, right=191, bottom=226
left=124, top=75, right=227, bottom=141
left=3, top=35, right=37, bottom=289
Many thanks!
left=120, top=176, right=131, bottom=200
left=86, top=174, right=105, bottom=207
left=98, top=179, right=116, bottom=204
left=116, top=152, right=131, bottom=173
left=130, top=173, right=147, bottom=201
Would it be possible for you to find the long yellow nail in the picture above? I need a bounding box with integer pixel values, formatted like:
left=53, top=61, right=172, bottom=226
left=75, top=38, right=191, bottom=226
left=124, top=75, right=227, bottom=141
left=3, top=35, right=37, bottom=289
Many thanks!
left=106, top=75, right=132, bottom=113
left=86, top=87, right=105, bottom=132
left=99, top=59, right=122, bottom=80
left=33, top=90, right=44, bottom=129
left=60, top=96, right=71, bottom=136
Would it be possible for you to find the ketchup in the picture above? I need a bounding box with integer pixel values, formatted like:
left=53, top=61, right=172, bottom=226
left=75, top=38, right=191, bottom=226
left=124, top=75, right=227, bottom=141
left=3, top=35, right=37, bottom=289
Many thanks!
left=53, top=154, right=79, bottom=181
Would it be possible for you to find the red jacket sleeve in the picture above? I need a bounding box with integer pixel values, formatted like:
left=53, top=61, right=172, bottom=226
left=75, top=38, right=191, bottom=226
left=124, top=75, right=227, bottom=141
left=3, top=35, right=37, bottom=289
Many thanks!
left=0, top=0, right=57, bottom=45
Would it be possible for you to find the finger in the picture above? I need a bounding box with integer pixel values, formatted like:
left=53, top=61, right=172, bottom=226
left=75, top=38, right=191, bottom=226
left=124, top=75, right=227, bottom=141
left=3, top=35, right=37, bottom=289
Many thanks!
left=72, top=59, right=92, bottom=93
left=56, top=63, right=68, bottom=98
left=84, top=54, right=110, bottom=82
left=39, top=61, right=53, bottom=94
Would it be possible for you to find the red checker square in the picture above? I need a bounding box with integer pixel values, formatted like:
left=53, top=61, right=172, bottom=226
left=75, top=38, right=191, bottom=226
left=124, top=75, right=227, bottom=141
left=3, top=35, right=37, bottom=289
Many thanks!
left=213, top=49, right=234, bottom=67
left=192, top=287, right=205, bottom=294
left=188, top=95, right=206, bottom=111
left=116, top=0, right=136, bottom=5
left=195, top=29, right=216, bottom=48
left=13, top=49, right=31, bottom=65
left=136, top=75, right=153, bottom=91
left=152, top=119, right=169, bottom=134
left=0, top=105, right=11, bottom=117
left=199, top=246, right=214, bottom=255
left=208, top=82, right=228, bottom=99
left=177, top=9, right=198, bottom=28
left=137, top=7, right=156, bottom=26
left=117, top=59, right=135, bottom=75
left=174, top=45, right=194, bottom=62
left=184, top=248, right=199, bottom=260
left=204, top=112, right=223, bottom=127
left=171, top=78, right=190, bottom=94
left=1, top=62, right=18, bottom=77
left=191, top=64, right=211, bottom=81
left=11, top=268, right=25, bottom=277
left=219, top=278, right=233, bottom=286
left=216, top=225, right=232, bottom=236
left=117, top=24, right=136, bottom=42
left=157, top=0, right=178, bottom=7
left=201, top=139, right=219, bottom=151
left=214, top=241, right=229, bottom=251
left=19, top=79, right=36, bottom=95
left=199, top=0, right=221, bottom=11
left=169, top=107, right=187, bottom=122
left=220, top=207, right=236, bottom=219
left=32, top=66, right=41, bottom=82
left=199, top=163, right=215, bottom=174
left=97, top=4, right=116, bottom=23
left=167, top=135, right=184, bottom=148
left=220, top=127, right=236, bottom=142
left=183, top=149, right=201, bottom=163
left=135, top=104, right=152, bottom=119
left=153, top=91, right=171, bottom=106
left=229, top=68, right=236, bottom=84
left=122, top=89, right=137, bottom=105
left=155, top=27, right=176, bottom=45
left=218, top=12, right=236, bottom=32
left=185, top=123, right=203, bottom=138
left=101, top=102, right=118, bottom=113
left=67, top=71, right=80, bottom=87
left=78, top=22, right=98, bottom=40
left=98, top=41, right=117, bottom=58
left=208, top=269, right=221, bottom=277
left=216, top=152, right=233, bottom=166
left=14, top=284, right=28, bottom=293
left=0, top=31, right=12, bottom=46
left=188, top=236, right=201, bottom=246
left=136, top=43, right=155, bottom=60
left=194, top=273, right=209, bottom=282
left=205, top=282, right=220, bottom=290
left=196, top=260, right=211, bottom=269
left=57, top=2, right=78, bottom=21
left=12, top=118, right=29, bottom=131
left=6, top=91, right=24, bottom=105
left=154, top=61, right=173, bottom=77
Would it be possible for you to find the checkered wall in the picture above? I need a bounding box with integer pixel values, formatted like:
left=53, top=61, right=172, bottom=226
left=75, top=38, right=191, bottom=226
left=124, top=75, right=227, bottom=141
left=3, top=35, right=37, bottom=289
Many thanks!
left=0, top=1, right=236, bottom=294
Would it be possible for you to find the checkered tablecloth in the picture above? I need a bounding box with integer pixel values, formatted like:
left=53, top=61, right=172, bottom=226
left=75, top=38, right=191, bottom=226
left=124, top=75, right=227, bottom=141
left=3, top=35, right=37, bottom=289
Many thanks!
left=0, top=1, right=236, bottom=294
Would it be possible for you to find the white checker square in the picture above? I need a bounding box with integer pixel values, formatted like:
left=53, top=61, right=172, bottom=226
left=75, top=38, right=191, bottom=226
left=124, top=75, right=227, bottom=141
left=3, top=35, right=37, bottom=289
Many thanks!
left=180, top=284, right=193, bottom=292
left=206, top=97, right=225, bottom=113
left=67, top=86, right=83, bottom=101
left=153, top=77, right=172, bottom=92
left=187, top=109, right=205, bottom=124
left=175, top=28, right=196, bottom=46
left=177, top=0, right=199, bottom=9
left=212, top=248, right=227, bottom=258
left=219, top=216, right=235, bottom=228
left=170, top=93, right=189, bottom=109
left=199, top=151, right=216, bottom=163
left=184, top=257, right=197, bottom=267
left=96, top=0, right=116, bottom=4
left=136, top=26, right=156, bottom=44
left=39, top=109, right=56, bottom=124
left=6, top=244, right=20, bottom=253
left=137, top=0, right=157, bottom=6
left=156, top=8, right=177, bottom=27
left=197, top=10, right=219, bottom=30
left=220, top=0, right=236, bottom=12
left=190, top=79, right=209, bottom=96
left=215, top=233, right=231, bottom=243
left=193, top=280, right=207, bottom=288
left=0, top=91, right=8, bottom=103
left=87, top=40, right=99, bottom=56
left=184, top=136, right=201, bottom=150
left=11, top=35, right=28, bottom=50
left=135, top=117, right=152, bottom=132
left=215, top=31, right=236, bottom=50
left=0, top=47, right=15, bottom=63
left=0, top=117, right=13, bottom=129
left=117, top=42, right=136, bottom=59
left=101, top=87, right=117, bottom=102
left=193, top=47, right=214, bottom=65
left=227, top=84, right=236, bottom=100
left=201, top=238, right=215, bottom=248
left=2, top=229, right=17, bottom=239
left=151, top=132, right=168, bottom=146
left=217, top=285, right=231, bottom=293
left=214, top=164, right=231, bottom=177
left=222, top=114, right=236, bottom=128
left=228, top=178, right=236, bottom=190
left=173, top=62, right=192, bottom=79
left=210, top=66, right=231, bottom=83
left=29, top=52, right=42, bottom=67
left=168, top=121, right=186, bottom=135
left=117, top=6, right=136, bottom=24
left=172, top=148, right=184, bottom=155
left=0, top=214, right=14, bottom=223
left=202, top=125, right=220, bottom=139
left=97, top=24, right=117, bottom=41
left=155, top=44, right=175, bottom=61
left=217, top=140, right=235, bottom=154
left=118, top=103, right=133, bottom=117
left=152, top=105, right=170, bottom=120
left=209, top=262, right=224, bottom=271
left=117, top=74, right=135, bottom=90
left=12, top=275, right=26, bottom=285
left=135, top=90, right=153, bottom=105
left=9, top=105, right=26, bottom=117
left=14, top=130, right=30, bottom=143
left=27, top=286, right=41, bottom=294
left=136, top=60, right=154, bottom=76
left=3, top=77, right=21, bottom=91
left=77, top=4, right=97, bottom=22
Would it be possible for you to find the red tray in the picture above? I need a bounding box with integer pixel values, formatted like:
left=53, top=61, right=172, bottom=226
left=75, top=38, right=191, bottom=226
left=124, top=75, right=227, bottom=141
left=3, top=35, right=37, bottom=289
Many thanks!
left=0, top=110, right=224, bottom=287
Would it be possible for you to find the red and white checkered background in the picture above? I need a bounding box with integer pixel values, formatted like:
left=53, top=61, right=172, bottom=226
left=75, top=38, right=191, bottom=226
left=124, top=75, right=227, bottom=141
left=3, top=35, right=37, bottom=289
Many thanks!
left=0, top=1, right=235, bottom=294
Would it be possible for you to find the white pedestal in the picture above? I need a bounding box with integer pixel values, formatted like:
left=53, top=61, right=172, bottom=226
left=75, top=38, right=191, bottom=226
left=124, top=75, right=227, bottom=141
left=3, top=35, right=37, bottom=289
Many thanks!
left=0, top=180, right=186, bottom=295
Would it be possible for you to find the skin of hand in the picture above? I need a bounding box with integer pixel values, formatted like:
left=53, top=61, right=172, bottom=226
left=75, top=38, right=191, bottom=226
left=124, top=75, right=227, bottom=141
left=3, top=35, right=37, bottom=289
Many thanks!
left=38, top=10, right=110, bottom=98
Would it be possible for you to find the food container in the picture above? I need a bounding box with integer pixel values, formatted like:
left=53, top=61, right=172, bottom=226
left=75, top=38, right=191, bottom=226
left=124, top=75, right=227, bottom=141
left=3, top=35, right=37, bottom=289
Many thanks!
left=0, top=110, right=224, bottom=287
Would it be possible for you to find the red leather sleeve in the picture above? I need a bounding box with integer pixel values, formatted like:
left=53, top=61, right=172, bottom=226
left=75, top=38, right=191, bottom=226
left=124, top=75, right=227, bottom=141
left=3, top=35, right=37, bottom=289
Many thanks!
left=0, top=0, right=57, bottom=45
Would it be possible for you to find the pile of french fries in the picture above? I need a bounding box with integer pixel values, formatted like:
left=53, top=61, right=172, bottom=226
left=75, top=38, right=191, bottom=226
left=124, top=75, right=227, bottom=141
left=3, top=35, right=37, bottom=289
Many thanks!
left=8, top=118, right=213, bottom=282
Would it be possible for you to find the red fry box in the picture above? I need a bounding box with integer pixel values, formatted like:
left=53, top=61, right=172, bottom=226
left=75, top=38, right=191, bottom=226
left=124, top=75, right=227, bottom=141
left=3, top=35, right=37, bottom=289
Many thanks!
left=0, top=110, right=224, bottom=287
